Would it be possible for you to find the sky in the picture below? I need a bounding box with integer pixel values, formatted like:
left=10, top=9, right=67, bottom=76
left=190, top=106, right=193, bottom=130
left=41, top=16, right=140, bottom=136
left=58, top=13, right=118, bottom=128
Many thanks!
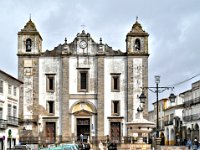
left=0, top=0, right=200, bottom=110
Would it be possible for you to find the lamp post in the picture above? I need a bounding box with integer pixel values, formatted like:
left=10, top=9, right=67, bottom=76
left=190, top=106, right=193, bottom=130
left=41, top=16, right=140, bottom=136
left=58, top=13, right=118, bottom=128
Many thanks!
left=139, top=75, right=176, bottom=140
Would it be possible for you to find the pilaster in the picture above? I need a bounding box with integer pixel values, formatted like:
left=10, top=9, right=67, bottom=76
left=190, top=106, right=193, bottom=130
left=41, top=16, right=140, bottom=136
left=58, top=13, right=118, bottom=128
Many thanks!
left=61, top=56, right=71, bottom=142
left=97, top=56, right=104, bottom=140
left=127, top=57, right=133, bottom=123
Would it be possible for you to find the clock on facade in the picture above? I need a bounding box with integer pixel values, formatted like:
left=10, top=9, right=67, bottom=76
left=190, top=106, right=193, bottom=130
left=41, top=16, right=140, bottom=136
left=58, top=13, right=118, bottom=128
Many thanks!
left=79, top=40, right=87, bottom=49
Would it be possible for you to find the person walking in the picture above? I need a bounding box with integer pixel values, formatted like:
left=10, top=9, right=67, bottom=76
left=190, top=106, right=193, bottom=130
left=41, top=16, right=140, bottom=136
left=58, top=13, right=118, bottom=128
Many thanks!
left=186, top=138, right=192, bottom=150
left=193, top=137, right=199, bottom=150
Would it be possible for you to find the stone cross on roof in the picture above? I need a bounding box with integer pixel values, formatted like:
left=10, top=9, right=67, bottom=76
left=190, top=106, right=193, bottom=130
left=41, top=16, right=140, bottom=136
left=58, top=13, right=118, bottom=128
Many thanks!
left=81, top=24, right=86, bottom=30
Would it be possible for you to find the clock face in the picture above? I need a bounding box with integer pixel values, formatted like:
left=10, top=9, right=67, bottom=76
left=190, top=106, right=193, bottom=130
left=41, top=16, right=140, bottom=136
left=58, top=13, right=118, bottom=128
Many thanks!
left=79, top=40, right=87, bottom=49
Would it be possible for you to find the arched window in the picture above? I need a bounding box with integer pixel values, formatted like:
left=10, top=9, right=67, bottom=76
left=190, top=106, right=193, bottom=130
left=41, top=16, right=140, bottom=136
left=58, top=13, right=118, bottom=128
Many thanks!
left=26, top=38, right=32, bottom=52
left=134, top=39, right=140, bottom=51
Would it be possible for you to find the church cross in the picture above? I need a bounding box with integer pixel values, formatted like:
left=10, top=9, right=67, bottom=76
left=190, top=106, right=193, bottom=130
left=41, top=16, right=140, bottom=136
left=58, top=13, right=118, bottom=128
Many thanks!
left=81, top=24, right=86, bottom=30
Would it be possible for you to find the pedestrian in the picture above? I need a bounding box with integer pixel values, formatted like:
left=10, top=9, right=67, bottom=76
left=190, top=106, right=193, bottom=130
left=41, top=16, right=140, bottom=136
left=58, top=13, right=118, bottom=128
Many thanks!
left=193, top=137, right=199, bottom=150
left=78, top=142, right=83, bottom=150
left=186, top=138, right=192, bottom=150
left=112, top=141, right=117, bottom=150
left=108, top=141, right=117, bottom=150
left=80, top=133, right=84, bottom=142
left=99, top=141, right=104, bottom=150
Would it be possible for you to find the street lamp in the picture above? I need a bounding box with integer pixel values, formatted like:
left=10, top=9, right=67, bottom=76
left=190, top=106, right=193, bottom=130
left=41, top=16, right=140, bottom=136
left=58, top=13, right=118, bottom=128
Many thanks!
left=139, top=75, right=176, bottom=139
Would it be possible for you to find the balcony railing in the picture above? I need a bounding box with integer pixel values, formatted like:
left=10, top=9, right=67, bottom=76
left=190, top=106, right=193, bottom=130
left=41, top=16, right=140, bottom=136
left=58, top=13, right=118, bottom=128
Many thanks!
left=0, top=119, right=7, bottom=129
left=7, top=116, right=19, bottom=126
left=183, top=96, right=200, bottom=107
left=183, top=113, right=200, bottom=122
left=164, top=120, right=173, bottom=126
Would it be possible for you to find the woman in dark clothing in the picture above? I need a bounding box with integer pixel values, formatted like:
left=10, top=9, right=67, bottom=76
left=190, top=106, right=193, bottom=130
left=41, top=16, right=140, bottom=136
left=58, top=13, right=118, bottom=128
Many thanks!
left=108, top=141, right=117, bottom=150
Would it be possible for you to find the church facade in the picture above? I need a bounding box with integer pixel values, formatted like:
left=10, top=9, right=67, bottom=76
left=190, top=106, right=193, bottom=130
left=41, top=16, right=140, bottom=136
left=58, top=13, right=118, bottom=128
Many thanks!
left=17, top=19, right=149, bottom=144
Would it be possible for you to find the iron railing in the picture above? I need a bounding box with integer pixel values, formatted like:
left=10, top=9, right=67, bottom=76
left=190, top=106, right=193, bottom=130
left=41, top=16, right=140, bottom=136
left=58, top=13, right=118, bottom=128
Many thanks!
left=164, top=120, right=173, bottom=126
left=183, top=113, right=200, bottom=122
left=7, top=116, right=18, bottom=126
left=183, top=96, right=200, bottom=107
left=18, top=135, right=143, bottom=145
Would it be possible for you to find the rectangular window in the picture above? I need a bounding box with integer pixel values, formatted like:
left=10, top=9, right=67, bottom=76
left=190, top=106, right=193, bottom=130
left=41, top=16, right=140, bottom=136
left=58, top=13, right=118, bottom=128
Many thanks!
left=14, top=87, right=17, bottom=96
left=8, top=85, right=12, bottom=95
left=78, top=70, right=88, bottom=92
left=47, top=101, right=54, bottom=114
left=46, top=75, right=55, bottom=92
left=81, top=72, right=87, bottom=90
left=13, top=106, right=17, bottom=117
left=8, top=104, right=12, bottom=117
left=113, top=77, right=119, bottom=90
left=0, top=108, right=3, bottom=119
left=0, top=80, right=3, bottom=93
left=112, top=101, right=120, bottom=116
left=111, top=73, right=120, bottom=92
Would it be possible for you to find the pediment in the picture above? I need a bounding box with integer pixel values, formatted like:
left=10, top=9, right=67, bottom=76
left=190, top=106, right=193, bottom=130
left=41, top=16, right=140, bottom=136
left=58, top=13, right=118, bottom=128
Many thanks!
left=73, top=110, right=93, bottom=116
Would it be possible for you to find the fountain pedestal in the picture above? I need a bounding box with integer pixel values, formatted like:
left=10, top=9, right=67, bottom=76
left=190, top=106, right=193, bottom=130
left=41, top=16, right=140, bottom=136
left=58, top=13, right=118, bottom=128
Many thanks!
left=130, top=143, right=151, bottom=150
left=126, top=105, right=156, bottom=150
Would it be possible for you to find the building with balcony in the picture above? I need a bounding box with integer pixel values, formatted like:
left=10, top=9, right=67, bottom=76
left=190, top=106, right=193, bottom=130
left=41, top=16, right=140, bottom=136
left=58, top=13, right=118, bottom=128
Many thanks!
left=150, top=96, right=184, bottom=146
left=163, top=96, right=183, bottom=146
left=0, top=70, right=23, bottom=150
left=181, top=80, right=200, bottom=142
left=17, top=19, right=149, bottom=145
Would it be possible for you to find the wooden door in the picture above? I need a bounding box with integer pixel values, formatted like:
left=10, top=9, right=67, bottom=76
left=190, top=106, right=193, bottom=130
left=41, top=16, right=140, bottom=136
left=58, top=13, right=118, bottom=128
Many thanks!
left=110, top=122, right=120, bottom=142
left=46, top=122, right=56, bottom=143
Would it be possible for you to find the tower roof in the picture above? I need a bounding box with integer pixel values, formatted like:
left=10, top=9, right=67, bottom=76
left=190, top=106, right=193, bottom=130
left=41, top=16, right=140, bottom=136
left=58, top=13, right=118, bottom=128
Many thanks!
left=21, top=19, right=38, bottom=32
left=18, top=19, right=42, bottom=40
left=127, top=21, right=149, bottom=37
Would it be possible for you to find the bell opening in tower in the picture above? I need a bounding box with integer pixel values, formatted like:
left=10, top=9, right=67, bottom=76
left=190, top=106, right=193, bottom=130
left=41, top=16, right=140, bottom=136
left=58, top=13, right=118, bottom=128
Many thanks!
left=26, top=38, right=32, bottom=52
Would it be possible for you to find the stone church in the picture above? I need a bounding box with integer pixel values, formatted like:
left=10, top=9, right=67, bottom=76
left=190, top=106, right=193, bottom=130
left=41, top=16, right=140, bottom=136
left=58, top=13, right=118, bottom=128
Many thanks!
left=17, top=19, right=149, bottom=144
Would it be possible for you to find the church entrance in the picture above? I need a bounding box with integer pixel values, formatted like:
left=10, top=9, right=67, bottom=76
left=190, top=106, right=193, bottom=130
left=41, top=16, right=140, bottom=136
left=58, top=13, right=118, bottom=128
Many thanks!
left=110, top=122, right=121, bottom=142
left=77, top=118, right=90, bottom=142
left=46, top=122, right=56, bottom=143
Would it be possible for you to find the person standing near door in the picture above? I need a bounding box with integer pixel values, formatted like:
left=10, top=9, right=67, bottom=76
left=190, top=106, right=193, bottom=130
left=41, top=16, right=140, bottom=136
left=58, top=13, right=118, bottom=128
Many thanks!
left=80, top=134, right=84, bottom=142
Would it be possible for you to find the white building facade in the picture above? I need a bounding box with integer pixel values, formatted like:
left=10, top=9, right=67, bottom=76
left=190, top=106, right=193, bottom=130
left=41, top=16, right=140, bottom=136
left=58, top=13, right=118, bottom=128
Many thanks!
left=150, top=96, right=184, bottom=146
left=0, top=70, right=22, bottom=150
left=164, top=96, right=183, bottom=146
left=181, top=80, right=200, bottom=142
left=17, top=19, right=149, bottom=144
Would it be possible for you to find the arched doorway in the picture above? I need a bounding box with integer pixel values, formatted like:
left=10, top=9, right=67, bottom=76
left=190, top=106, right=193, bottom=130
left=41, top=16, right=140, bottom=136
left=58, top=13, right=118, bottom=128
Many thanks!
left=187, top=128, right=191, bottom=140
left=166, top=128, right=169, bottom=145
left=70, top=101, right=97, bottom=142
left=193, top=124, right=199, bottom=140
left=160, top=132, right=165, bottom=145
left=170, top=129, right=175, bottom=145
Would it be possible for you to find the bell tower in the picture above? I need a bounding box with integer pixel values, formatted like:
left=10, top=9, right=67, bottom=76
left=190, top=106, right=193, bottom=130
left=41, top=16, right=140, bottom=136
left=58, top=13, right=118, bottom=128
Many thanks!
left=126, top=20, right=149, bottom=125
left=126, top=20, right=149, bottom=55
left=17, top=19, right=42, bottom=55
left=17, top=19, right=42, bottom=134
